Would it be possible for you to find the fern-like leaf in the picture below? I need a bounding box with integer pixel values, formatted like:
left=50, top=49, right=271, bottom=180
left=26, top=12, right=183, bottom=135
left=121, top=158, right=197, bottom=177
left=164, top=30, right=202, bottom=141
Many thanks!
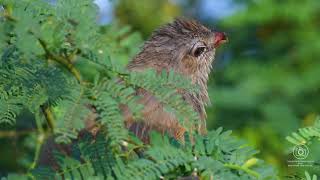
left=54, top=85, right=91, bottom=144
left=0, top=98, right=21, bottom=125
left=286, top=117, right=320, bottom=145
left=92, top=78, right=129, bottom=147
left=78, top=132, right=116, bottom=178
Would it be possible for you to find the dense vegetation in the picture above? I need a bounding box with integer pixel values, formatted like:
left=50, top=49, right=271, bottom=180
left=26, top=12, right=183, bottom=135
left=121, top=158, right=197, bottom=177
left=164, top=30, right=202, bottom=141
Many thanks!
left=0, top=0, right=277, bottom=179
left=0, top=0, right=319, bottom=179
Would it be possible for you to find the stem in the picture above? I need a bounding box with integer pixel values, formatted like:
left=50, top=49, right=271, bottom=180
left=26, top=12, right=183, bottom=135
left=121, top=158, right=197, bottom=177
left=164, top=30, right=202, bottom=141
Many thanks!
left=0, top=130, right=35, bottom=138
left=37, top=38, right=83, bottom=83
left=224, top=163, right=260, bottom=178
left=37, top=36, right=83, bottom=134
left=41, top=105, right=55, bottom=130
left=29, top=134, right=45, bottom=169
left=2, top=5, right=17, bottom=22
left=29, top=111, right=46, bottom=170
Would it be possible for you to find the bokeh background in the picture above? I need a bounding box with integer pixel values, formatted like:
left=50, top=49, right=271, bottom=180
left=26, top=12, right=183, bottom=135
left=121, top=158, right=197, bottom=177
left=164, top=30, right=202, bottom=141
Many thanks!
left=1, top=0, right=320, bottom=178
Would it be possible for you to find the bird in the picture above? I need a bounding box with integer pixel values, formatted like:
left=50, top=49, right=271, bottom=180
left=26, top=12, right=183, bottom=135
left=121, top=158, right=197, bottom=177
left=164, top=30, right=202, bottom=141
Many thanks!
left=38, top=18, right=227, bottom=168
left=122, top=18, right=227, bottom=141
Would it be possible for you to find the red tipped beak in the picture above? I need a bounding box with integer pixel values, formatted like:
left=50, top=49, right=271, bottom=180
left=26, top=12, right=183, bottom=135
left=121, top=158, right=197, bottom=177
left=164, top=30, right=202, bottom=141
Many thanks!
left=214, top=32, right=228, bottom=48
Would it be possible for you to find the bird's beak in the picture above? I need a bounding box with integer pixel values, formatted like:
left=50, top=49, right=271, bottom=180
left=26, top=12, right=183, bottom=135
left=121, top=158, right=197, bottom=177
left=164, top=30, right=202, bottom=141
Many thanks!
left=214, top=32, right=228, bottom=48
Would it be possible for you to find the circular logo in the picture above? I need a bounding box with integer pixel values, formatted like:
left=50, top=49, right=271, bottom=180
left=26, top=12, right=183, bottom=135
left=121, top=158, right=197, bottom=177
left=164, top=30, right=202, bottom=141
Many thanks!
left=293, top=144, right=309, bottom=160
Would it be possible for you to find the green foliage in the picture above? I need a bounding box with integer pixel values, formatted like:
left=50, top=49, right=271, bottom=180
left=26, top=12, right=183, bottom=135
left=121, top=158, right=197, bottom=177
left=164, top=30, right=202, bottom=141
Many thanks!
left=91, top=79, right=129, bottom=148
left=305, top=171, right=318, bottom=180
left=53, top=85, right=91, bottom=144
left=286, top=117, right=320, bottom=145
left=30, top=129, right=276, bottom=180
left=285, top=116, right=320, bottom=179
left=0, top=0, right=277, bottom=179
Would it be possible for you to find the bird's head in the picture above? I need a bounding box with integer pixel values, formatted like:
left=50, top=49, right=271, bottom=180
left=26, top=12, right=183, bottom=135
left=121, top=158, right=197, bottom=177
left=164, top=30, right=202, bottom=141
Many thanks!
left=128, top=18, right=227, bottom=86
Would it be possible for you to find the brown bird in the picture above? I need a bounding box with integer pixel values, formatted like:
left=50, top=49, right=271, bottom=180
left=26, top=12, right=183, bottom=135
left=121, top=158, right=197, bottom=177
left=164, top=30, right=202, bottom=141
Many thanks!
left=38, top=18, right=227, bottom=168
left=123, top=18, right=227, bottom=141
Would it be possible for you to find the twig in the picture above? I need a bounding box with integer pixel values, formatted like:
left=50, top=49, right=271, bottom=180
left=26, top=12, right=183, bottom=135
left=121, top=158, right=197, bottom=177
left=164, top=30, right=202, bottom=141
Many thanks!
left=1, top=5, right=17, bottom=22
left=29, top=111, right=47, bottom=170
left=37, top=37, right=83, bottom=83
left=0, top=130, right=36, bottom=138
left=41, top=105, right=55, bottom=130
left=29, top=133, right=45, bottom=169
left=36, top=36, right=84, bottom=135
left=224, top=163, right=260, bottom=178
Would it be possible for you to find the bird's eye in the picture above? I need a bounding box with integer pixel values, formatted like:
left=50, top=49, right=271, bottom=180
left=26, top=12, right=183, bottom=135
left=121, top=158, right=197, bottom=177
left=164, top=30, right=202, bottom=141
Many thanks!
left=192, top=46, right=206, bottom=57
left=191, top=44, right=207, bottom=57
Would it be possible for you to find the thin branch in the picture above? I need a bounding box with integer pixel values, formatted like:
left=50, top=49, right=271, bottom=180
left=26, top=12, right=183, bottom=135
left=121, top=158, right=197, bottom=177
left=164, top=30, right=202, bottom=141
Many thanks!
left=224, top=163, right=260, bottom=178
left=36, top=37, right=84, bottom=134
left=28, top=111, right=49, bottom=170
left=41, top=105, right=55, bottom=130
left=0, top=130, right=36, bottom=138
left=37, top=37, right=83, bottom=83
left=1, top=6, right=17, bottom=22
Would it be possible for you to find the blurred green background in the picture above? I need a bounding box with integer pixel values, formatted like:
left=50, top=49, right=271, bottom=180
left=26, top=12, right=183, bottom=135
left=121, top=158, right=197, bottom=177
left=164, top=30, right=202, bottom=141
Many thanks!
left=1, top=0, right=320, bottom=178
